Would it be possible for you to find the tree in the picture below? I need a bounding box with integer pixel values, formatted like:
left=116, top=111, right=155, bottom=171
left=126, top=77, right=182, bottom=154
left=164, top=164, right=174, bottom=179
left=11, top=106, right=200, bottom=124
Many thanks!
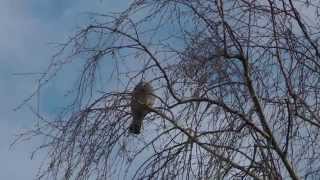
left=18, top=0, right=320, bottom=179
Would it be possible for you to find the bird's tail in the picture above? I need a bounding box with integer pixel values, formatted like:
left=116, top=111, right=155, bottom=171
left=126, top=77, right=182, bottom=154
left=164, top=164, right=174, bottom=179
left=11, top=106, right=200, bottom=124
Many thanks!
left=129, top=113, right=145, bottom=134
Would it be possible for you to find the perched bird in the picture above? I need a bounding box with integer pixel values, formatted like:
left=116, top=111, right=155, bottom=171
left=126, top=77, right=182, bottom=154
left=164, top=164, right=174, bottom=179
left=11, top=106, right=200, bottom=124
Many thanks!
left=129, top=81, right=155, bottom=134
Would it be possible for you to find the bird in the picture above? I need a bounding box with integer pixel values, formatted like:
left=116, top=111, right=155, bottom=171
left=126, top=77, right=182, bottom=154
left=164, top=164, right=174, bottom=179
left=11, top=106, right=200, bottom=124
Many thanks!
left=129, top=81, right=155, bottom=134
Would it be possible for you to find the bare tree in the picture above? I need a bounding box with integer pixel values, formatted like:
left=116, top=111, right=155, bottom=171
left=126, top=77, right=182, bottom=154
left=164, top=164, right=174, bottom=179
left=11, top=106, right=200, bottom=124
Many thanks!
left=18, top=0, right=320, bottom=179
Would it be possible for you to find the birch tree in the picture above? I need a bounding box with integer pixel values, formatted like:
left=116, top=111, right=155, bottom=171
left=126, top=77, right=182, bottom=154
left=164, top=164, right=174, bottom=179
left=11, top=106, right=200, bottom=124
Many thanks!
left=20, top=0, right=320, bottom=179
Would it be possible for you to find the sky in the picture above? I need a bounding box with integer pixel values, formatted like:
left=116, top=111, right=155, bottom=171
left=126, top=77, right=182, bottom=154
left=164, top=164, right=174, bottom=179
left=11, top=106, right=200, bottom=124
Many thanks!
left=1, top=1, right=318, bottom=180
left=0, top=1, right=130, bottom=179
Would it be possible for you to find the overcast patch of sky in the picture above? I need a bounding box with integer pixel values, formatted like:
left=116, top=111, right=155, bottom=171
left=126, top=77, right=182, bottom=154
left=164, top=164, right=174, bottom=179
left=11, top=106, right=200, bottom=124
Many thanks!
left=0, top=1, right=130, bottom=179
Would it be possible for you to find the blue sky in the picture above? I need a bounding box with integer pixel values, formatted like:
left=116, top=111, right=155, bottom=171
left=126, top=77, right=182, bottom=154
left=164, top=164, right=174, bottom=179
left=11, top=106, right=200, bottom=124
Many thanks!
left=0, top=1, right=130, bottom=179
